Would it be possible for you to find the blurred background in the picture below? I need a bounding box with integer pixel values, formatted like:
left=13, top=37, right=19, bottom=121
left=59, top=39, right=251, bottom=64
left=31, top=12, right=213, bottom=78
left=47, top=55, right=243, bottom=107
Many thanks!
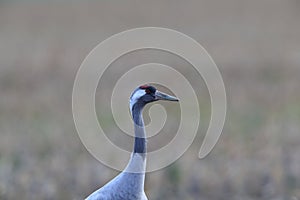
left=0, top=1, right=299, bottom=200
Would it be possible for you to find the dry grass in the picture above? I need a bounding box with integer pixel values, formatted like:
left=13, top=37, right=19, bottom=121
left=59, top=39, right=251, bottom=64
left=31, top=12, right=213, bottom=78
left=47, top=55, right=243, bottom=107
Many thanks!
left=0, top=1, right=299, bottom=199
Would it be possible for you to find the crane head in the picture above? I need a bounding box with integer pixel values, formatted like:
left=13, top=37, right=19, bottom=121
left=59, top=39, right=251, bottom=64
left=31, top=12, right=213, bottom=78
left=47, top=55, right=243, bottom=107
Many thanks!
left=129, top=84, right=178, bottom=112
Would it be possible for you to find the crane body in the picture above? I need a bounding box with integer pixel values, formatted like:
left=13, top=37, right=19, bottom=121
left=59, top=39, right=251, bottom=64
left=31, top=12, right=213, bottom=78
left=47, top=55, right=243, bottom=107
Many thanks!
left=86, top=85, right=178, bottom=200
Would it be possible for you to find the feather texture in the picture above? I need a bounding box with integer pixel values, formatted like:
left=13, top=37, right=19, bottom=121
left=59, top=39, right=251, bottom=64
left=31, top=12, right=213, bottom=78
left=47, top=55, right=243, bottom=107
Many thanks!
left=85, top=86, right=178, bottom=200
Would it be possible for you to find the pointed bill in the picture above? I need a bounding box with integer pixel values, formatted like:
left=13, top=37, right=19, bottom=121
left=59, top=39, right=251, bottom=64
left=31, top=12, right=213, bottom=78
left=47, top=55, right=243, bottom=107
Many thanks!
left=155, top=91, right=179, bottom=101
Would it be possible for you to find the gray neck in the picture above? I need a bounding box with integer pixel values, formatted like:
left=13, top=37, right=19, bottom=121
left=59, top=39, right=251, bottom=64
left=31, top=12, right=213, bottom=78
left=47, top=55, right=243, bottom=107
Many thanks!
left=132, top=102, right=146, bottom=154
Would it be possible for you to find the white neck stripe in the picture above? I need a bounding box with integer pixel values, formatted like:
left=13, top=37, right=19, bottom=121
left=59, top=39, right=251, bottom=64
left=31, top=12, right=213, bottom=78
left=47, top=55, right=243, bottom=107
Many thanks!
left=129, top=89, right=146, bottom=113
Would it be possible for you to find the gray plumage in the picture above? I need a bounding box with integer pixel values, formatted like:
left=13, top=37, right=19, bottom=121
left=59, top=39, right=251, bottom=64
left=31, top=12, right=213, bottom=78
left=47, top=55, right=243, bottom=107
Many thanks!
left=86, top=85, right=178, bottom=200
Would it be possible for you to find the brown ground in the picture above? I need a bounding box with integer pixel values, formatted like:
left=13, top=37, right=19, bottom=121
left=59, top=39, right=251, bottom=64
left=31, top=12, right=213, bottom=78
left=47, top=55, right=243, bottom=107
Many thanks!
left=0, top=1, right=299, bottom=199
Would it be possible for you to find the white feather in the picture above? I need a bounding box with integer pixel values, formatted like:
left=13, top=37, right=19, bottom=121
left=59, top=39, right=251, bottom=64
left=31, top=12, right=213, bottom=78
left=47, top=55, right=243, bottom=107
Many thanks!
left=129, top=89, right=146, bottom=113
left=85, top=153, right=147, bottom=200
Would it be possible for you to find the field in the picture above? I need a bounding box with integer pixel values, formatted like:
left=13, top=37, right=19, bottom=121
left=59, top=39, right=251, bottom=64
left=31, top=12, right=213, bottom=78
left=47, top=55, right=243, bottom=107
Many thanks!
left=0, top=1, right=299, bottom=200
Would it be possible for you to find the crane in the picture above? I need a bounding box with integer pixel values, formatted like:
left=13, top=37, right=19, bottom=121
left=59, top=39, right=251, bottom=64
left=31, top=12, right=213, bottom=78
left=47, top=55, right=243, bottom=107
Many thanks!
left=86, top=84, right=179, bottom=200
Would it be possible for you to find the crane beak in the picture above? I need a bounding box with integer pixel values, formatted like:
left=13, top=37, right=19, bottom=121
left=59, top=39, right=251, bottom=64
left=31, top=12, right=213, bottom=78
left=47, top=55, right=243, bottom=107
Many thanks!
left=155, top=91, right=179, bottom=101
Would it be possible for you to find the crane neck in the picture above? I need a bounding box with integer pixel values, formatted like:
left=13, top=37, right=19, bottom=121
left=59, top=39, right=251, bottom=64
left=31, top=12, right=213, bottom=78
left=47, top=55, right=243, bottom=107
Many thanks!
left=131, top=102, right=147, bottom=154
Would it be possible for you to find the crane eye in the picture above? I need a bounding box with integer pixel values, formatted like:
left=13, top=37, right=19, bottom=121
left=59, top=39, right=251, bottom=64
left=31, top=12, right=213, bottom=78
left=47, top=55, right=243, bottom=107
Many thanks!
left=139, top=84, right=156, bottom=94
left=145, top=89, right=151, bottom=94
